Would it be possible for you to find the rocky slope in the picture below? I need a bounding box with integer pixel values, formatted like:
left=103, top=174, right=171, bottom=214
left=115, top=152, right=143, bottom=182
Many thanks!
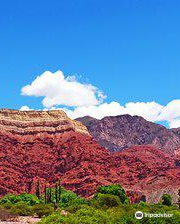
left=112, top=145, right=180, bottom=203
left=76, top=115, right=180, bottom=154
left=0, top=109, right=105, bottom=196
left=171, top=127, right=180, bottom=139
left=1, top=109, right=180, bottom=203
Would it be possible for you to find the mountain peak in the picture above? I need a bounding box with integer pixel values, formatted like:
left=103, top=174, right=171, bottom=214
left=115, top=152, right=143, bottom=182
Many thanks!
left=77, top=114, right=180, bottom=154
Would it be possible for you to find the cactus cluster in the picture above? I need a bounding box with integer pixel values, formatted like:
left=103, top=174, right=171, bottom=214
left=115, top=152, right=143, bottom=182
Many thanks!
left=35, top=179, right=62, bottom=204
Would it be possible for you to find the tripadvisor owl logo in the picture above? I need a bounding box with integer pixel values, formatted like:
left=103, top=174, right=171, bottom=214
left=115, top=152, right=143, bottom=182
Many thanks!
left=135, top=211, right=143, bottom=219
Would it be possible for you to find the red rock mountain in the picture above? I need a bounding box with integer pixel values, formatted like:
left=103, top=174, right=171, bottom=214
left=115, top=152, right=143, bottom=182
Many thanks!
left=1, top=109, right=180, bottom=203
left=171, top=127, right=180, bottom=139
left=76, top=115, right=180, bottom=154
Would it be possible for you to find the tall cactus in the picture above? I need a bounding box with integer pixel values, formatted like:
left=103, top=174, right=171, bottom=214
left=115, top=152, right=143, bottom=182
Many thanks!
left=49, top=188, right=52, bottom=203
left=44, top=182, right=47, bottom=204
left=55, top=183, right=58, bottom=203
left=47, top=188, right=49, bottom=203
left=58, top=178, right=62, bottom=203
left=47, top=188, right=52, bottom=203
left=178, top=189, right=180, bottom=208
left=36, top=180, right=40, bottom=199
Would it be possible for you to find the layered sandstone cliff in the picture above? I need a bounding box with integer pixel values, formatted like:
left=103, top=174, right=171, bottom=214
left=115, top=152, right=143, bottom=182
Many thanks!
left=0, top=109, right=89, bottom=136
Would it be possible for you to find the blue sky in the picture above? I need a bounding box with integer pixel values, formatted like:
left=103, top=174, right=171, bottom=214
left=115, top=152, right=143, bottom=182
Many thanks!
left=1, top=0, right=180, bottom=127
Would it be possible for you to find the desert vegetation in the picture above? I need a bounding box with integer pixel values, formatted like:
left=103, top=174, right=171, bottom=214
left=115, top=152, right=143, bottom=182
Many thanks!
left=0, top=183, right=180, bottom=223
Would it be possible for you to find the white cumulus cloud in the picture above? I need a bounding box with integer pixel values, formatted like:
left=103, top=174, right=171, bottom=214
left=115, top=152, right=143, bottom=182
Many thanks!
left=21, top=71, right=105, bottom=108
left=62, top=101, right=163, bottom=121
left=19, top=105, right=33, bottom=111
left=168, top=119, right=180, bottom=129
left=20, top=70, right=180, bottom=128
left=158, top=100, right=180, bottom=121
left=48, top=100, right=180, bottom=129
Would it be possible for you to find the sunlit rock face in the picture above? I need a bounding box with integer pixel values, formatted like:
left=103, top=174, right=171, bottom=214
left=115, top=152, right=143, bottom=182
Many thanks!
left=0, top=109, right=90, bottom=136
left=1, top=109, right=180, bottom=204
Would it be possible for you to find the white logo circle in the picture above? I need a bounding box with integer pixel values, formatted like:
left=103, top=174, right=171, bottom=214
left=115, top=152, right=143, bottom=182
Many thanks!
left=135, top=211, right=143, bottom=219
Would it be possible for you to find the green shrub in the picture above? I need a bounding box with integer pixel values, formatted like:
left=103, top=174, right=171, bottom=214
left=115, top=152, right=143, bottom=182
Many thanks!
left=162, top=194, right=172, bottom=206
left=18, top=193, right=40, bottom=205
left=65, top=204, right=90, bottom=213
left=40, top=212, right=67, bottom=224
left=10, top=201, right=33, bottom=216
left=91, top=193, right=121, bottom=208
left=96, top=184, right=128, bottom=204
left=39, top=204, right=180, bottom=224
left=0, top=193, right=39, bottom=206
left=0, top=194, right=21, bottom=205
left=40, top=207, right=113, bottom=224
left=138, top=201, right=146, bottom=208
left=59, top=190, right=87, bottom=208
left=32, top=204, right=54, bottom=217
left=67, top=207, right=113, bottom=224
left=2, top=201, right=13, bottom=209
